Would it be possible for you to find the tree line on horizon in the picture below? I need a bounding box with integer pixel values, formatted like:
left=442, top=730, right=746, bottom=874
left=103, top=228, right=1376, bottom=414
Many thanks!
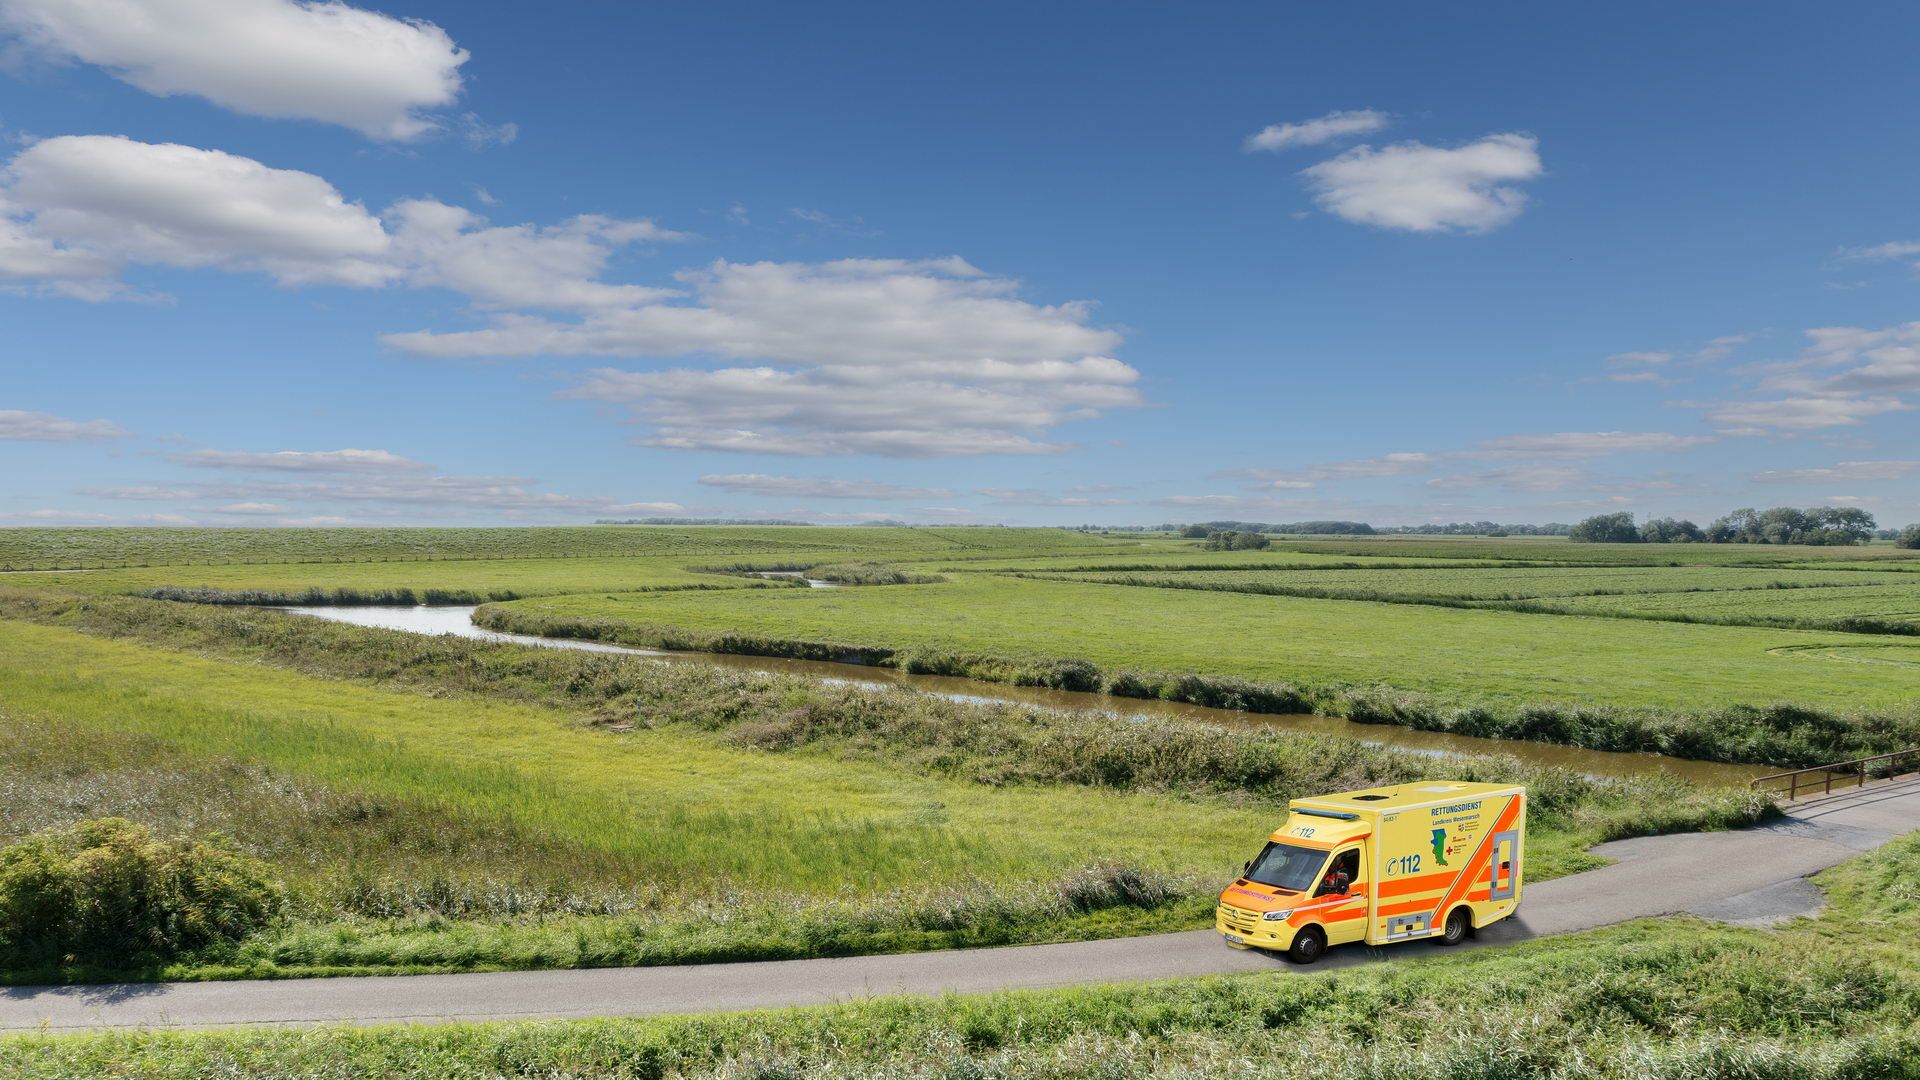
left=1568, top=506, right=1918, bottom=547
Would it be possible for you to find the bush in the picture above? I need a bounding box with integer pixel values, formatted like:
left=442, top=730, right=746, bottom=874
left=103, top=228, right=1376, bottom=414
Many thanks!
left=1202, top=530, right=1270, bottom=551
left=0, top=818, right=282, bottom=967
left=804, top=562, right=945, bottom=586
left=1897, top=525, right=1920, bottom=550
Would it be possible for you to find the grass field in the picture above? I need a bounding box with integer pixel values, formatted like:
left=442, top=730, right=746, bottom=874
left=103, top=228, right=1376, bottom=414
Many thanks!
left=7, top=832, right=1916, bottom=1079
left=1530, top=582, right=1920, bottom=630
left=480, top=573, right=1920, bottom=715
left=0, top=590, right=1765, bottom=982
left=1026, top=564, right=1918, bottom=601
left=0, top=525, right=1140, bottom=571
left=3, top=525, right=1911, bottom=986
left=0, top=555, right=798, bottom=603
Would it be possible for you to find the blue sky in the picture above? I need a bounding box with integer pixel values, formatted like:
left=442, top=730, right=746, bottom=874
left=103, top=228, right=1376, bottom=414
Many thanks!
left=3, top=0, right=1918, bottom=528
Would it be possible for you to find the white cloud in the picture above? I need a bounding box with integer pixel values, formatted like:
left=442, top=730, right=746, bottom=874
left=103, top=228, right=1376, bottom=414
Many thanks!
left=1226, top=452, right=1434, bottom=490
left=1605, top=351, right=1673, bottom=368
left=0, top=408, right=124, bottom=440
left=76, top=485, right=199, bottom=500
left=385, top=257, right=1110, bottom=365
left=1425, top=463, right=1590, bottom=493
left=1688, top=323, right=1919, bottom=435
left=0, top=137, right=688, bottom=304
left=1839, top=240, right=1920, bottom=266
left=1300, top=133, right=1542, bottom=233
left=204, top=500, right=288, bottom=515
left=395, top=258, right=1146, bottom=457
left=1244, top=109, right=1387, bottom=152
left=1706, top=396, right=1911, bottom=432
left=568, top=356, right=1139, bottom=457
left=975, top=487, right=1124, bottom=507
left=170, top=447, right=430, bottom=472
left=3, top=135, right=393, bottom=287
left=0, top=0, right=468, bottom=140
left=1471, top=431, right=1715, bottom=458
left=1752, top=460, right=1920, bottom=484
left=697, top=474, right=951, bottom=499
left=387, top=198, right=685, bottom=311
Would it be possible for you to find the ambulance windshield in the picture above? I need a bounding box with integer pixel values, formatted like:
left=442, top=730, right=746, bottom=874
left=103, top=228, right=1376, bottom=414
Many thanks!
left=1243, top=841, right=1326, bottom=893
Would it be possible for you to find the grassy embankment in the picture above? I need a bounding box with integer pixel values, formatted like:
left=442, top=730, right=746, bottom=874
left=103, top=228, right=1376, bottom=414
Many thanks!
left=7, top=833, right=1918, bottom=1079
left=478, top=574, right=1920, bottom=767
left=0, top=589, right=1766, bottom=982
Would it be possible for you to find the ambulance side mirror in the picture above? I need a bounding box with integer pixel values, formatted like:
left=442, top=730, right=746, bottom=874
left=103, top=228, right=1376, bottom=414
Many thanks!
left=1241, top=860, right=1252, bottom=877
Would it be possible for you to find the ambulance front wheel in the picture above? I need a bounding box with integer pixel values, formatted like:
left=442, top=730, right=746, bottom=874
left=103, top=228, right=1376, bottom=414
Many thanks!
left=1286, top=925, right=1326, bottom=964
left=1439, top=907, right=1472, bottom=946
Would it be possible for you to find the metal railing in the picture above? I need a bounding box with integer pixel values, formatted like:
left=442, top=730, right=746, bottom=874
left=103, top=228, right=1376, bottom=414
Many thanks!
left=1750, top=747, right=1920, bottom=800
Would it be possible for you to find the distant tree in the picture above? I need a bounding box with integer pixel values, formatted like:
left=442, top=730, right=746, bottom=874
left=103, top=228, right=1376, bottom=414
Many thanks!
left=1569, top=512, right=1642, bottom=544
left=1897, top=525, right=1920, bottom=550
left=1179, top=525, right=1213, bottom=539
left=1639, top=517, right=1704, bottom=543
left=1704, top=506, right=1874, bottom=545
left=1203, top=530, right=1271, bottom=551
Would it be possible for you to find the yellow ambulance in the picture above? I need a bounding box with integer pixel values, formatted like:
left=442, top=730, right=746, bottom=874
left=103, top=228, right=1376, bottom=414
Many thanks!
left=1216, top=781, right=1525, bottom=963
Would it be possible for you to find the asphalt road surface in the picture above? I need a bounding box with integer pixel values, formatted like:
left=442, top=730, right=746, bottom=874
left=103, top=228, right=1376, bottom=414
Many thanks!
left=5, top=775, right=1916, bottom=1031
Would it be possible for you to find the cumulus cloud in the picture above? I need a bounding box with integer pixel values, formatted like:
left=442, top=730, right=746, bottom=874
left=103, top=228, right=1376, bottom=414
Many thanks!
left=697, top=474, right=950, bottom=499
left=0, top=141, right=1138, bottom=457
left=0, top=408, right=124, bottom=440
left=169, top=447, right=430, bottom=472
left=1244, top=109, right=1387, bottom=152
left=0, top=0, right=469, bottom=140
left=443, top=258, right=1146, bottom=457
left=386, top=198, right=685, bottom=311
left=1301, top=133, right=1542, bottom=233
left=0, top=137, right=685, bottom=303
left=1752, top=460, right=1920, bottom=484
left=3, top=136, right=394, bottom=288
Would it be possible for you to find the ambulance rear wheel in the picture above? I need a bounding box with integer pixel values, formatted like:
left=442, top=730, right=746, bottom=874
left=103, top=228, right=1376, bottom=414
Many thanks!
left=1439, top=907, right=1472, bottom=946
left=1286, top=925, right=1326, bottom=964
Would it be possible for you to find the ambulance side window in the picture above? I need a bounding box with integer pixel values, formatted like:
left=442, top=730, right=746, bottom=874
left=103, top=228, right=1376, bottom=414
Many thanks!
left=1318, top=848, right=1360, bottom=895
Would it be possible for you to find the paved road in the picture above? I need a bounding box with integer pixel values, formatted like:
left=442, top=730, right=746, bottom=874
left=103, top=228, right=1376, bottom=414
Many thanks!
left=5, top=776, right=1916, bottom=1032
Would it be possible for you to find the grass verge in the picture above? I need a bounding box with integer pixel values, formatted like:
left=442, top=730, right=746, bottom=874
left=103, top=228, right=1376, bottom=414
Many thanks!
left=6, top=833, right=1918, bottom=1078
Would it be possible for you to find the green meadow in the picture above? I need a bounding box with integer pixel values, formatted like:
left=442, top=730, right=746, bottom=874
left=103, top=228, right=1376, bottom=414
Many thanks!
left=0, top=588, right=1763, bottom=982
left=3, top=525, right=1914, bottom=987
left=483, top=573, right=1920, bottom=714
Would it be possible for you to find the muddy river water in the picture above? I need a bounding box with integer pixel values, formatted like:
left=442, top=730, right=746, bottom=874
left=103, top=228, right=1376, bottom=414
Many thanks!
left=281, top=604, right=1765, bottom=787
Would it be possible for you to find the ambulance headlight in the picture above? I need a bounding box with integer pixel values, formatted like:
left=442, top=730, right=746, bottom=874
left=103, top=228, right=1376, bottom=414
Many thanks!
left=1262, top=909, right=1292, bottom=921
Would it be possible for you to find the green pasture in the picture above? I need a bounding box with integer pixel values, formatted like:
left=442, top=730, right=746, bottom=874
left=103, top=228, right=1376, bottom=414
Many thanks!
left=486, top=574, right=1920, bottom=712
left=0, top=619, right=1263, bottom=897
left=0, top=555, right=788, bottom=601
left=0, top=525, right=1132, bottom=571
left=1030, top=564, right=1916, bottom=601
left=1540, top=582, right=1920, bottom=628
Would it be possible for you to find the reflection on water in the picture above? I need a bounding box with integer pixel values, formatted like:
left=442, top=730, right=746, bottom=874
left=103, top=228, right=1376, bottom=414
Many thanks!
left=281, top=604, right=1763, bottom=787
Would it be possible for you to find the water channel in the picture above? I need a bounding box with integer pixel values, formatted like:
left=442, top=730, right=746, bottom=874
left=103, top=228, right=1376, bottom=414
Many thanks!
left=281, top=604, right=1765, bottom=787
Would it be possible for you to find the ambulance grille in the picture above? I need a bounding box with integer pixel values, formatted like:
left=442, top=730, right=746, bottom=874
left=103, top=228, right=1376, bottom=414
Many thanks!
left=1218, top=904, right=1260, bottom=932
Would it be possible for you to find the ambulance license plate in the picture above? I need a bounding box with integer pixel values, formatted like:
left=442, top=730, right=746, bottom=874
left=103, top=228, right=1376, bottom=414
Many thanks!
left=1222, top=933, right=1245, bottom=944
